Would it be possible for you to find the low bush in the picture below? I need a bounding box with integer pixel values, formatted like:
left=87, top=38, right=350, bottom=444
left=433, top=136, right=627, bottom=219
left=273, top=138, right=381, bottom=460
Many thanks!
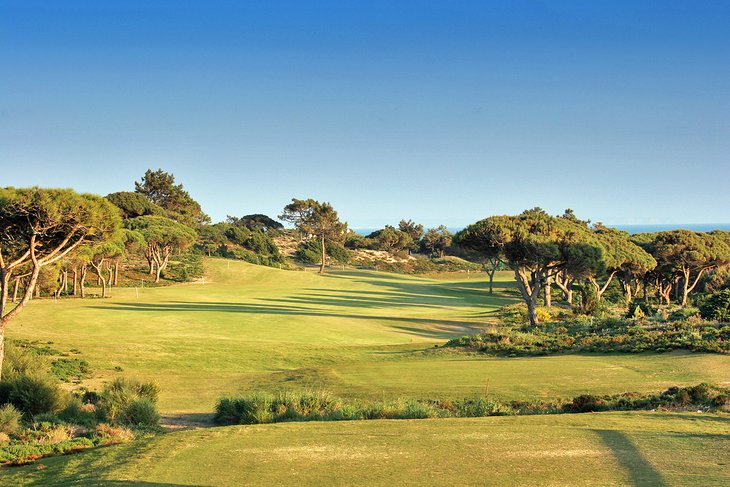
left=1, top=375, right=66, bottom=416
left=296, top=240, right=351, bottom=265
left=97, top=378, right=160, bottom=427
left=443, top=318, right=730, bottom=356
left=214, top=384, right=730, bottom=426
left=0, top=404, right=22, bottom=434
left=700, top=289, right=730, bottom=322
left=0, top=437, right=93, bottom=465
left=93, top=423, right=135, bottom=445
left=121, top=398, right=160, bottom=427
left=58, top=397, right=99, bottom=429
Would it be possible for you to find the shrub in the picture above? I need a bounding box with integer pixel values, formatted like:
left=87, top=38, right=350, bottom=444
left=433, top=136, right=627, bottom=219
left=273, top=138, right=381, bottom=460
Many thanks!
left=296, top=240, right=351, bottom=265
left=58, top=397, right=99, bottom=429
left=626, top=299, right=653, bottom=319
left=0, top=437, right=93, bottom=465
left=121, top=398, right=160, bottom=427
left=700, top=289, right=730, bottom=322
left=97, top=378, right=160, bottom=425
left=0, top=404, right=22, bottom=434
left=2, top=374, right=65, bottom=416
left=563, top=395, right=608, bottom=413
left=213, top=384, right=730, bottom=425
left=669, top=307, right=701, bottom=322
left=93, top=423, right=134, bottom=445
left=0, top=346, right=48, bottom=382
left=444, top=318, right=730, bottom=356
left=453, top=397, right=511, bottom=417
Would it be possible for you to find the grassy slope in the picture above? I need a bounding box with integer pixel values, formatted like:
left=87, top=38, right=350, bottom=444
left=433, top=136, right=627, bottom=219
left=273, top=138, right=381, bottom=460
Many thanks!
left=3, top=412, right=729, bottom=486
left=7, top=259, right=730, bottom=413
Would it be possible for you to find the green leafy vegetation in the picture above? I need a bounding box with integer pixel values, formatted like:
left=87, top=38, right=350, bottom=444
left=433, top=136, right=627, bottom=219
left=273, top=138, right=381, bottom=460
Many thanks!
left=214, top=384, right=729, bottom=425
left=50, top=358, right=92, bottom=384
left=444, top=319, right=730, bottom=356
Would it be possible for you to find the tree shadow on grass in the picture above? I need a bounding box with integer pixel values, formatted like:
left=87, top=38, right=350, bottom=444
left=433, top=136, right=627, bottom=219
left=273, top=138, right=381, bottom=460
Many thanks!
left=87, top=301, right=483, bottom=339
left=592, top=429, right=668, bottom=486
left=160, top=412, right=214, bottom=430
left=6, top=437, right=205, bottom=487
left=629, top=412, right=730, bottom=427
left=300, top=286, right=519, bottom=309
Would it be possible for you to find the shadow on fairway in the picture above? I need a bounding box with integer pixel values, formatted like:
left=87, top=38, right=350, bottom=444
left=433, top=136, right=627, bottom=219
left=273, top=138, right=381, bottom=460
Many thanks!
left=160, top=412, right=214, bottom=430
left=593, top=429, right=667, bottom=486
left=88, top=301, right=483, bottom=339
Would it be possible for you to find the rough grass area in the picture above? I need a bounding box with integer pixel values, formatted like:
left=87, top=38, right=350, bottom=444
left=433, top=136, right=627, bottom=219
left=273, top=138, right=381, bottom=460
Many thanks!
left=2, top=412, right=728, bottom=485
left=214, top=384, right=730, bottom=425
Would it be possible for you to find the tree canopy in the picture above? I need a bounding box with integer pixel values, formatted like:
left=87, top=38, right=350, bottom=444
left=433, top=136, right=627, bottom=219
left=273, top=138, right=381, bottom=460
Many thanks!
left=227, top=214, right=284, bottom=233
left=421, top=226, right=453, bottom=258
left=463, top=209, right=603, bottom=325
left=642, top=230, right=730, bottom=306
left=0, top=187, right=121, bottom=376
left=367, top=226, right=413, bottom=253
left=106, top=191, right=166, bottom=220
left=135, top=169, right=209, bottom=227
left=279, top=199, right=347, bottom=273
left=124, top=216, right=197, bottom=282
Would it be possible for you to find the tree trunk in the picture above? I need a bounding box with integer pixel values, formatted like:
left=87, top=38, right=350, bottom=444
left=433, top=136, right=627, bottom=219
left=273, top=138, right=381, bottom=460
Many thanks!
left=554, top=272, right=573, bottom=304
left=658, top=280, right=671, bottom=305
left=91, top=260, right=108, bottom=298
left=681, top=268, right=705, bottom=307
left=0, top=326, right=5, bottom=379
left=80, top=266, right=87, bottom=298
left=155, top=266, right=162, bottom=283
left=624, top=282, right=633, bottom=302
left=72, top=269, right=78, bottom=296
left=0, top=326, right=4, bottom=381
left=113, top=261, right=120, bottom=286
left=0, top=269, right=9, bottom=324
left=589, top=271, right=617, bottom=301
left=146, top=249, right=155, bottom=275
left=543, top=277, right=552, bottom=307
left=514, top=267, right=541, bottom=326
left=12, top=277, right=19, bottom=303
left=107, top=262, right=114, bottom=289
left=319, top=235, right=326, bottom=274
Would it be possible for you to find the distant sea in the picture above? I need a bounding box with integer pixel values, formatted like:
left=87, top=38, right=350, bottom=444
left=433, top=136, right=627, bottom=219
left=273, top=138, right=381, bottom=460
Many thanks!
left=352, top=223, right=730, bottom=236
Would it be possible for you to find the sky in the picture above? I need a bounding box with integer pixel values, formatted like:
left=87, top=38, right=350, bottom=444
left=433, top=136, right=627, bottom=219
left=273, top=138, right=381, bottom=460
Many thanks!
left=1, top=1, right=729, bottom=228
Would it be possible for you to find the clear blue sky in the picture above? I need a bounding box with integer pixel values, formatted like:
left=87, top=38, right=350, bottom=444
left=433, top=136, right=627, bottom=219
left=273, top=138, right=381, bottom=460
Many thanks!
left=1, top=1, right=729, bottom=228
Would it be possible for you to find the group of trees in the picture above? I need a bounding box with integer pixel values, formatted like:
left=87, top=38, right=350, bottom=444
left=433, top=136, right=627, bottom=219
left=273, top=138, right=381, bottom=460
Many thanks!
left=343, top=220, right=455, bottom=259
left=0, top=188, right=122, bottom=376
left=455, top=208, right=730, bottom=326
left=197, top=215, right=284, bottom=265
left=3, top=174, right=729, bottom=375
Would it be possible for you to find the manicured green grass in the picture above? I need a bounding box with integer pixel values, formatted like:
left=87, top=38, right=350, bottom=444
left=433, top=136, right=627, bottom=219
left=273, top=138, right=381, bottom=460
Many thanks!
left=4, top=259, right=730, bottom=485
left=3, top=412, right=728, bottom=485
left=7, top=259, right=730, bottom=413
